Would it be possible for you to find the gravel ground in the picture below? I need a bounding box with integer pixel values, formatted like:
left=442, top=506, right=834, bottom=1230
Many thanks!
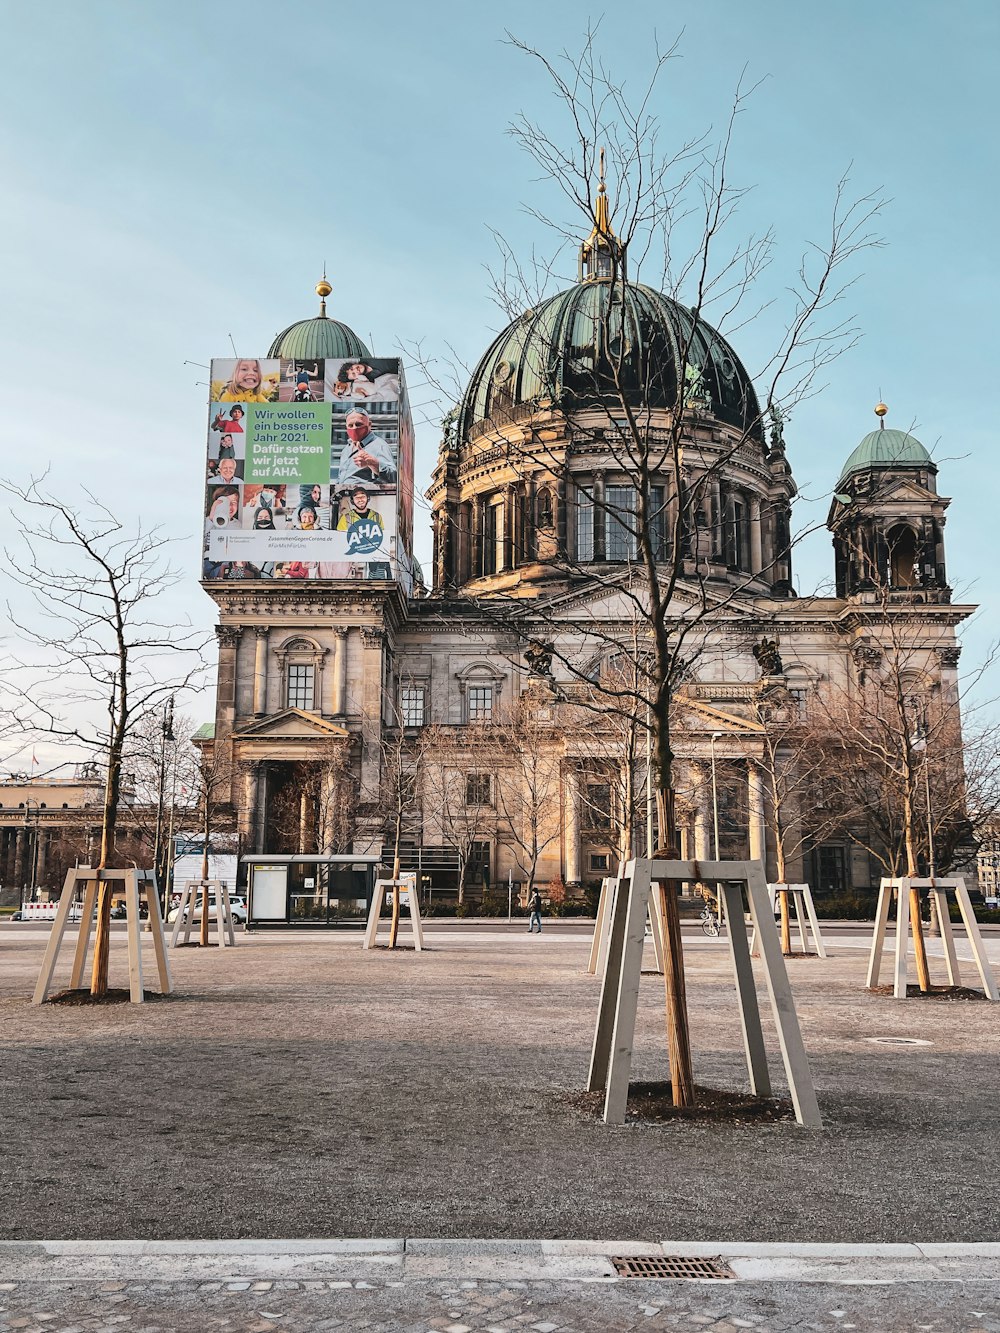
left=1, top=926, right=998, bottom=1242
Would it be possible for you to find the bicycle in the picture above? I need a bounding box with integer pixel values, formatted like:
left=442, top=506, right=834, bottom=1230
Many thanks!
left=699, top=901, right=722, bottom=937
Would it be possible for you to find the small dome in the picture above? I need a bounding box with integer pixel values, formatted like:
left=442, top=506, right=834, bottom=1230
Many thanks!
left=458, top=280, right=761, bottom=440
left=268, top=316, right=371, bottom=361
left=838, top=427, right=932, bottom=485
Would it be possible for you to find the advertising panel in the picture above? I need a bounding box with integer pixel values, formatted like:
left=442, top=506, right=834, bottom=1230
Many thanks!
left=203, top=356, right=414, bottom=589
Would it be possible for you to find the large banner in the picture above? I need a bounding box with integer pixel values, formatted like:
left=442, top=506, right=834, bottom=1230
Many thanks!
left=203, top=356, right=414, bottom=588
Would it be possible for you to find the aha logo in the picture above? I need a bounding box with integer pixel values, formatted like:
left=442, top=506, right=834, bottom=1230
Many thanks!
left=346, top=518, right=384, bottom=556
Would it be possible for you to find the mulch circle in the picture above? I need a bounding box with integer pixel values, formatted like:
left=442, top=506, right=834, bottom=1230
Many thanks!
left=567, top=1081, right=794, bottom=1125
left=868, top=983, right=989, bottom=1001
left=47, top=988, right=172, bottom=1006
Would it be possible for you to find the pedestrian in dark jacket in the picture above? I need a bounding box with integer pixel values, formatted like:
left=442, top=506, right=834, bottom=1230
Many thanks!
left=527, top=888, right=543, bottom=933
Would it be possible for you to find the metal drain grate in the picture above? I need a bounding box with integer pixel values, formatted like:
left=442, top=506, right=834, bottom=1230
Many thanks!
left=611, top=1255, right=736, bottom=1280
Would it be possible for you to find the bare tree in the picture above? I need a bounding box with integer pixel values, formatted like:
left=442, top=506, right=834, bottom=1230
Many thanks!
left=0, top=479, right=208, bottom=995
left=489, top=691, right=564, bottom=898
left=413, top=31, right=885, bottom=1104
left=419, top=724, right=498, bottom=906
left=723, top=681, right=844, bottom=954
left=813, top=601, right=989, bottom=990
left=376, top=690, right=432, bottom=945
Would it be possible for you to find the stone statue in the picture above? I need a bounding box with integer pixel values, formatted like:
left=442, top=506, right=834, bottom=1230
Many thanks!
left=768, top=403, right=786, bottom=452
left=441, top=405, right=459, bottom=446
left=683, top=362, right=711, bottom=410
left=524, top=639, right=554, bottom=678
left=753, top=637, right=783, bottom=677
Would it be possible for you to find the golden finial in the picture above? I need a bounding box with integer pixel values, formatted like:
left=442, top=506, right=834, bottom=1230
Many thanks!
left=874, top=401, right=888, bottom=429
left=316, top=268, right=332, bottom=317
left=579, top=149, right=618, bottom=281
left=593, top=146, right=611, bottom=238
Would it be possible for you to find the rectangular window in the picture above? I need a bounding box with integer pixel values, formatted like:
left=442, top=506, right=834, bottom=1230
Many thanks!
left=606, top=485, right=637, bottom=561
left=649, top=485, right=668, bottom=562
left=576, top=490, right=594, bottom=562
left=482, top=498, right=504, bottom=575
left=590, top=853, right=610, bottom=872
left=467, top=685, right=493, bottom=722
left=400, top=685, right=425, bottom=727
left=286, top=664, right=315, bottom=710
left=466, top=773, right=492, bottom=806
left=584, top=781, right=613, bottom=831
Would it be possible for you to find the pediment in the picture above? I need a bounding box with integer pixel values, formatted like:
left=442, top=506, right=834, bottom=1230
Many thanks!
left=877, top=478, right=941, bottom=506
left=232, top=709, right=351, bottom=740
left=676, top=695, right=765, bottom=736
left=531, top=573, right=760, bottom=623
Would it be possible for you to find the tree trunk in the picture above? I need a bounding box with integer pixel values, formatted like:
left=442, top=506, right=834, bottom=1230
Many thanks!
left=904, top=798, right=931, bottom=992
left=655, top=784, right=695, bottom=1109
left=388, top=810, right=403, bottom=949
left=775, top=839, right=791, bottom=956
left=91, top=731, right=124, bottom=997
left=389, top=883, right=400, bottom=947
left=200, top=881, right=211, bottom=947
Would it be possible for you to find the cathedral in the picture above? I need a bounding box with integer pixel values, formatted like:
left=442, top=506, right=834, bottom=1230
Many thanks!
left=199, top=201, right=971, bottom=913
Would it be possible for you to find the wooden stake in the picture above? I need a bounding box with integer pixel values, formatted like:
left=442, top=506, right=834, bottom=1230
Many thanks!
left=909, top=888, right=931, bottom=992
left=658, top=879, right=694, bottom=1109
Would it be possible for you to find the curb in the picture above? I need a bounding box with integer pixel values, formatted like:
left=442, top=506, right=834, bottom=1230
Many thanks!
left=1, top=1240, right=998, bottom=1285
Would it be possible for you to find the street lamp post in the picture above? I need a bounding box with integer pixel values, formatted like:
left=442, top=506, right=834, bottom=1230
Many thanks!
left=710, top=732, right=722, bottom=861
left=152, top=696, right=176, bottom=901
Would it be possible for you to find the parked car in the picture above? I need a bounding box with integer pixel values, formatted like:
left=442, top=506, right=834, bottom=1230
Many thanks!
left=167, top=897, right=247, bottom=925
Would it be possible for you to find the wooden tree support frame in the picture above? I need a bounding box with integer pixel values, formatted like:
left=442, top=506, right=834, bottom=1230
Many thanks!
left=749, top=884, right=827, bottom=958
left=169, top=880, right=236, bottom=949
left=587, top=858, right=822, bottom=1128
left=867, top=876, right=999, bottom=1001
left=364, top=875, right=424, bottom=951
left=33, top=866, right=172, bottom=1005
left=588, top=868, right=665, bottom=977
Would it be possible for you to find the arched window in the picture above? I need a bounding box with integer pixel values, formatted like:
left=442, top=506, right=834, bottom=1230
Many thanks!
left=887, top=525, right=919, bottom=588
left=276, top=636, right=327, bottom=713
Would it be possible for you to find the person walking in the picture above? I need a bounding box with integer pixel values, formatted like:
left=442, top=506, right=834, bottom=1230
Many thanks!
left=527, top=887, right=543, bottom=934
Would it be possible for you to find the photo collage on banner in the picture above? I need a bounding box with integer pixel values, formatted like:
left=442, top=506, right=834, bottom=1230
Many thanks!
left=203, top=356, right=413, bottom=587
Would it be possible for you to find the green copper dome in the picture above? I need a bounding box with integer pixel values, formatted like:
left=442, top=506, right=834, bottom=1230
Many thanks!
left=268, top=316, right=371, bottom=361
left=458, top=280, right=761, bottom=440
left=837, top=427, right=932, bottom=485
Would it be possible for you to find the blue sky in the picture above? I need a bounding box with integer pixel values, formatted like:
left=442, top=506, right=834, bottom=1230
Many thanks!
left=0, top=0, right=997, bottom=758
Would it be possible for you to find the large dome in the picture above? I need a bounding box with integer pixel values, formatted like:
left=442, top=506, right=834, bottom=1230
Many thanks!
left=458, top=280, right=761, bottom=440
left=268, top=315, right=370, bottom=361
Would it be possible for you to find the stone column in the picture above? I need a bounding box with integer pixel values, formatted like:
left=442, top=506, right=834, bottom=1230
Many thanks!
left=333, top=629, right=349, bottom=716
left=748, top=763, right=766, bottom=865
left=563, top=767, right=581, bottom=885
left=359, top=627, right=384, bottom=800
left=592, top=471, right=606, bottom=562
left=750, top=497, right=763, bottom=575
left=319, top=766, right=338, bottom=855
left=216, top=624, right=241, bottom=732
left=252, top=628, right=269, bottom=716
left=239, top=761, right=262, bottom=853
left=298, top=789, right=310, bottom=856
left=698, top=794, right=714, bottom=858
left=36, top=829, right=48, bottom=888
left=13, top=830, right=27, bottom=896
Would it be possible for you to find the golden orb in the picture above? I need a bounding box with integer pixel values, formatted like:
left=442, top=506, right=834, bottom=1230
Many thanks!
left=316, top=277, right=333, bottom=299
left=874, top=401, right=888, bottom=418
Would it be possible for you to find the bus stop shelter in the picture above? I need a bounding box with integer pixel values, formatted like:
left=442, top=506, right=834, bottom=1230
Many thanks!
left=242, top=855, right=382, bottom=929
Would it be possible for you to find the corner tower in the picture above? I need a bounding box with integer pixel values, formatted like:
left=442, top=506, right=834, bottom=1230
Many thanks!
left=827, top=405, right=950, bottom=602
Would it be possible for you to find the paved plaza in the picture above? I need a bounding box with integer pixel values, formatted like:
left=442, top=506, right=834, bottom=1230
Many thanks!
left=1, top=922, right=998, bottom=1329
